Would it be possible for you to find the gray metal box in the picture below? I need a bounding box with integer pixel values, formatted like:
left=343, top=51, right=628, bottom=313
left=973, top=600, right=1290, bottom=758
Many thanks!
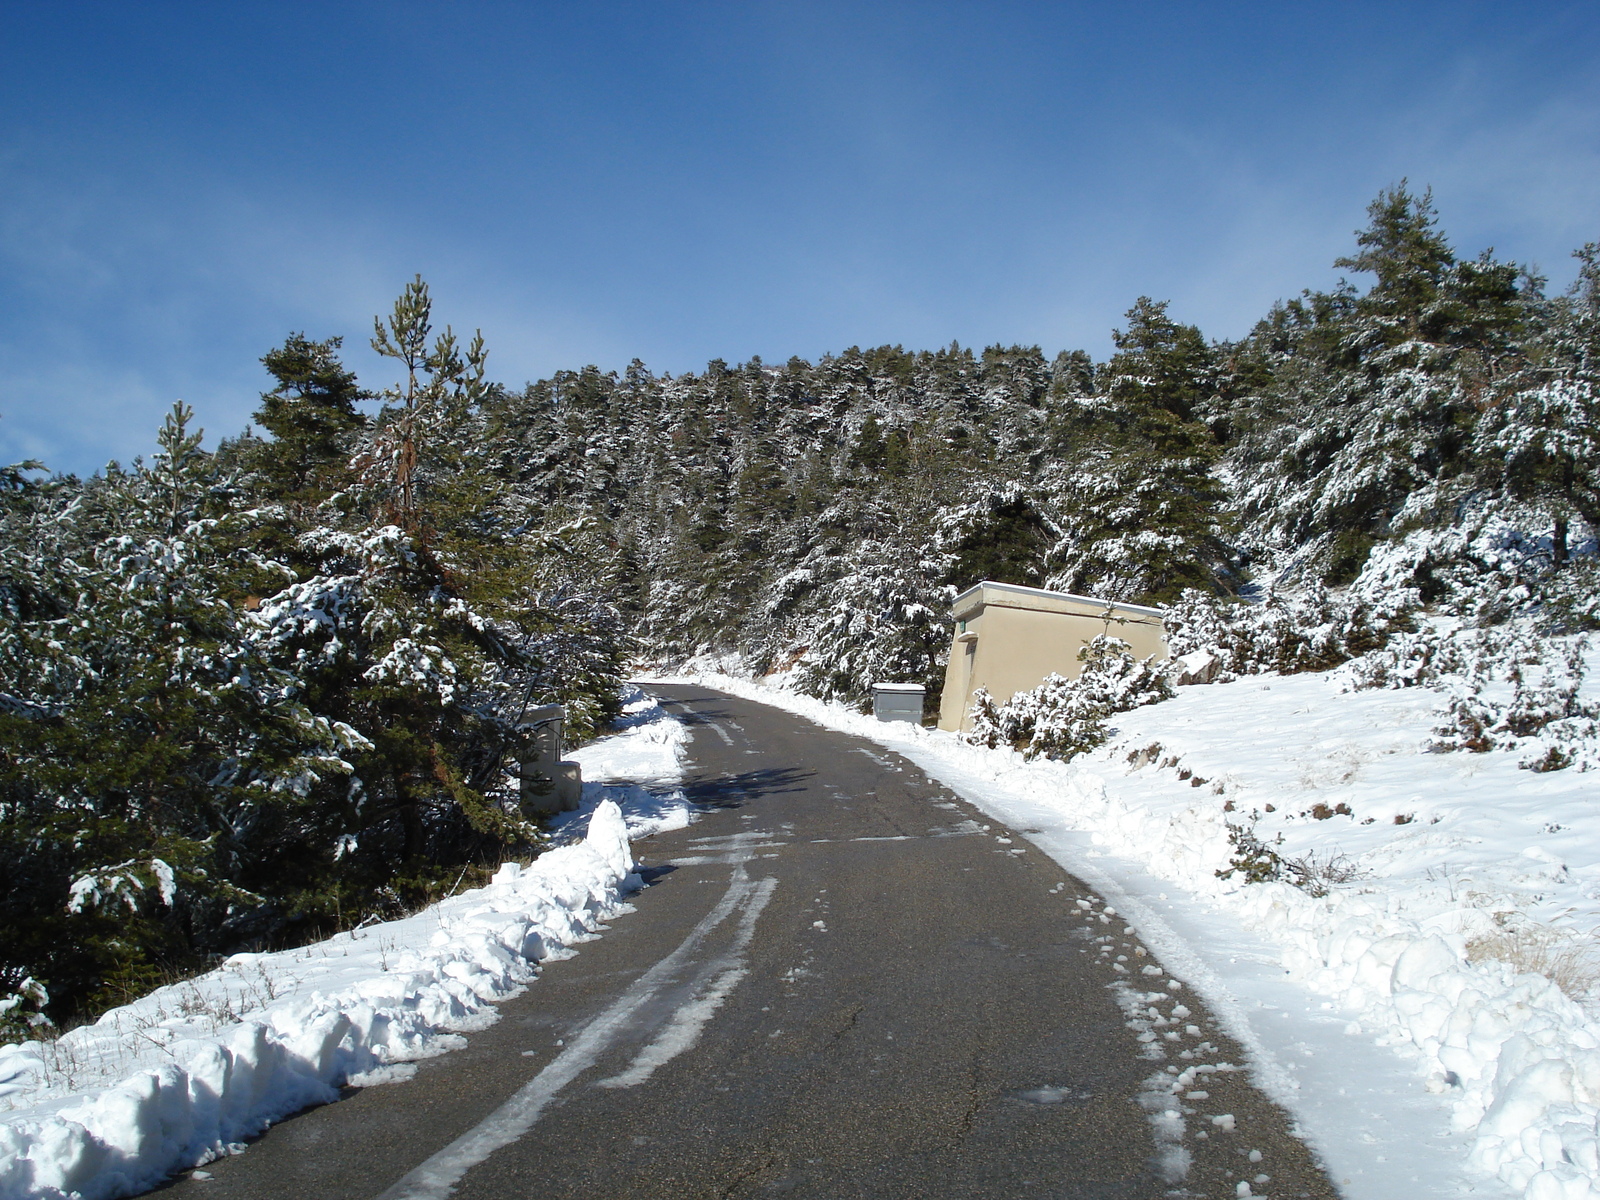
left=872, top=683, right=926, bottom=723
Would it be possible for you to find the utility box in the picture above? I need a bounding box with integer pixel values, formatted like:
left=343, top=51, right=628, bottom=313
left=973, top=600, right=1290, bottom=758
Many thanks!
left=516, top=703, right=584, bottom=817
left=872, top=683, right=926, bottom=724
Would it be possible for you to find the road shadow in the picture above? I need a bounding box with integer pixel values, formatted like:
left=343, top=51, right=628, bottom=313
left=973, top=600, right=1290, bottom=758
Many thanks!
left=681, top=766, right=812, bottom=810
left=655, top=700, right=738, bottom=726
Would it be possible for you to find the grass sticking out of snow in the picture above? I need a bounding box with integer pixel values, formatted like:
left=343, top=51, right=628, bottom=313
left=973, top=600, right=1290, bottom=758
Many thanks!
left=1466, top=925, right=1600, bottom=1007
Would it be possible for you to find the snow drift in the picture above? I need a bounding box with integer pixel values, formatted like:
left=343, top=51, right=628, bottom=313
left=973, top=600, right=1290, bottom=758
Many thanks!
left=0, top=801, right=643, bottom=1199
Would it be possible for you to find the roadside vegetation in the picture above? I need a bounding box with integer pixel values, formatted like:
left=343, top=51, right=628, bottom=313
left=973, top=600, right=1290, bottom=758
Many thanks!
left=0, top=281, right=627, bottom=1030
left=3, top=183, right=1596, bottom=1030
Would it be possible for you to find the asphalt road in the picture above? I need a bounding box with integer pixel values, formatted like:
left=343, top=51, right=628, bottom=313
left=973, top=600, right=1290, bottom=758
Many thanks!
left=163, top=683, right=1338, bottom=1199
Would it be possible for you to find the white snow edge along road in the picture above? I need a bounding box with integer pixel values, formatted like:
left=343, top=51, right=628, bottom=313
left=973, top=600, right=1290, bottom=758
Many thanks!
left=647, top=661, right=1600, bottom=1200
left=0, top=689, right=690, bottom=1200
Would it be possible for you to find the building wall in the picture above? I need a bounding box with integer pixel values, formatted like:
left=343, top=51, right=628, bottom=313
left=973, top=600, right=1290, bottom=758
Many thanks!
left=936, top=583, right=1166, bottom=731
left=939, top=623, right=982, bottom=730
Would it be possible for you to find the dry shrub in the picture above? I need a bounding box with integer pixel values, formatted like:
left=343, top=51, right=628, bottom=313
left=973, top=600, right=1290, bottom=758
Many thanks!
left=1466, top=924, right=1600, bottom=1003
left=1282, top=850, right=1367, bottom=897
left=1216, top=827, right=1368, bottom=897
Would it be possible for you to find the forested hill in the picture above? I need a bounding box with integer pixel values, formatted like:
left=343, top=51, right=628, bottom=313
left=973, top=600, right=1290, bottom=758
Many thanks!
left=484, top=183, right=1598, bottom=695
left=3, top=184, right=1597, bottom=1028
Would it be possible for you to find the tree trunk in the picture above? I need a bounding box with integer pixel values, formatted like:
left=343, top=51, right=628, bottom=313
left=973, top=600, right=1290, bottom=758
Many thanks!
left=395, top=770, right=425, bottom=863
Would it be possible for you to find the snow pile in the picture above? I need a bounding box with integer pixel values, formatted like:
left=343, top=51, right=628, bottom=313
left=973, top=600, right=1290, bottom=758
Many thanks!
left=0, top=691, right=689, bottom=1200
left=560, top=685, right=694, bottom=840
left=654, top=634, right=1600, bottom=1200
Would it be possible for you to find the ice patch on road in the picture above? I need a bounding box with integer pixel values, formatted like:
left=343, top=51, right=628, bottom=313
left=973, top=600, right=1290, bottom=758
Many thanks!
left=596, top=875, right=777, bottom=1090
left=375, top=865, right=777, bottom=1200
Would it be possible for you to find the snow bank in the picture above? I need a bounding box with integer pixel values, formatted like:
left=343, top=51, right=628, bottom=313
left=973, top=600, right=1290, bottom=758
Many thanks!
left=559, top=686, right=694, bottom=841
left=0, top=689, right=690, bottom=1200
left=652, top=654, right=1600, bottom=1200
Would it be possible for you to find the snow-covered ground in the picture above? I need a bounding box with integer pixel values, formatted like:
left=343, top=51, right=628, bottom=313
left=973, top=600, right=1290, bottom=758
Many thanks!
left=649, top=645, right=1600, bottom=1200
left=0, top=688, right=690, bottom=1200
left=10, top=662, right=1600, bottom=1200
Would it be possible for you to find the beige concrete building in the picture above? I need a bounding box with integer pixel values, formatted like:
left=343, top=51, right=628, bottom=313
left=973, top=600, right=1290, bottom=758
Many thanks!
left=937, top=581, right=1167, bottom=732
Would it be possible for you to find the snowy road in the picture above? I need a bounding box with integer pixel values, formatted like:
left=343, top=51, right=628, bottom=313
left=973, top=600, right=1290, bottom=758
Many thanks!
left=164, top=684, right=1335, bottom=1198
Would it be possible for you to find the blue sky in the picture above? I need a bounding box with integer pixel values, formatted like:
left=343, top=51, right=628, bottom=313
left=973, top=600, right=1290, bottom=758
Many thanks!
left=2, top=1, right=1597, bottom=476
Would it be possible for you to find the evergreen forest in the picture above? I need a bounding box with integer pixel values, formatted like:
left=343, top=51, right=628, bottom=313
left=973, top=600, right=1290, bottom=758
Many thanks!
left=4, top=184, right=1598, bottom=1030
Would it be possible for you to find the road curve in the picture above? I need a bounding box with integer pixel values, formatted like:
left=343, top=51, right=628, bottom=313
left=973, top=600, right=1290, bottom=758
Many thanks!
left=161, top=683, right=1337, bottom=1199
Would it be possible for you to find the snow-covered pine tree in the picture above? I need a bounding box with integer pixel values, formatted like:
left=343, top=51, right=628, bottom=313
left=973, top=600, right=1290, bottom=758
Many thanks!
left=235, top=333, right=368, bottom=505
left=795, top=535, right=955, bottom=708
left=1040, top=299, right=1231, bottom=602
left=252, top=280, right=622, bottom=900
left=1474, top=244, right=1600, bottom=571
left=1225, top=183, right=1531, bottom=586
left=937, top=482, right=1056, bottom=590
left=1, top=405, right=366, bottom=1011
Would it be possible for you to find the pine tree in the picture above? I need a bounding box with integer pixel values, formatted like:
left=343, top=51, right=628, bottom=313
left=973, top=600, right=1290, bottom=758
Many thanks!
left=1475, top=245, right=1600, bottom=566
left=937, top=483, right=1055, bottom=589
left=1225, top=184, right=1534, bottom=580
left=1332, top=182, right=1456, bottom=347
left=366, top=275, right=488, bottom=533
left=797, top=535, right=955, bottom=708
left=1104, top=297, right=1218, bottom=422
left=1039, top=301, right=1230, bottom=602
left=1, top=405, right=365, bottom=1011
left=246, top=333, right=367, bottom=502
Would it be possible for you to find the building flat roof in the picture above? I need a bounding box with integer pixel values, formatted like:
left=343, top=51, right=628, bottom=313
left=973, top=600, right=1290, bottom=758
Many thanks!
left=951, top=580, right=1165, bottom=619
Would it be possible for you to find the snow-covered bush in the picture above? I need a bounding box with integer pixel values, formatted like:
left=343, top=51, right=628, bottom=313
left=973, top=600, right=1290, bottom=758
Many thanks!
left=1215, top=820, right=1287, bottom=886
left=963, top=686, right=1006, bottom=749
left=1336, top=623, right=1550, bottom=692
left=1339, top=622, right=1600, bottom=772
left=1348, top=500, right=1598, bottom=627
left=1164, top=585, right=1412, bottom=680
left=962, top=636, right=1172, bottom=760
left=1522, top=715, right=1600, bottom=772
left=0, top=975, right=51, bottom=1044
left=1538, top=558, right=1600, bottom=633
left=1425, top=639, right=1599, bottom=771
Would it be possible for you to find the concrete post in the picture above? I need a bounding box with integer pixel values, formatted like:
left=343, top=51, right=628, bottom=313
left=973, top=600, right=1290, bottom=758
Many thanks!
left=516, top=704, right=584, bottom=817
